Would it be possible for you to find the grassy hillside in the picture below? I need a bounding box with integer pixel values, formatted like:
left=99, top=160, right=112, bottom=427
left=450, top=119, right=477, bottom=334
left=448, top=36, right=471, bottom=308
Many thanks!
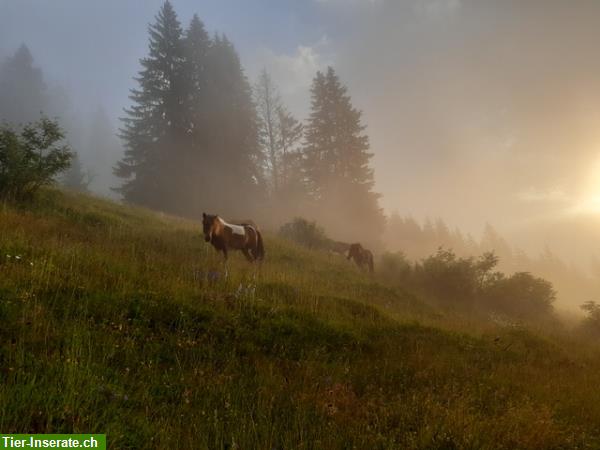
left=1, top=190, right=600, bottom=449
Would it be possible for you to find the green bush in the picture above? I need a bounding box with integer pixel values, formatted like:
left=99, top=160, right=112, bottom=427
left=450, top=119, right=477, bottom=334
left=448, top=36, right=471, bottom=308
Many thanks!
left=0, top=118, right=72, bottom=201
left=482, top=271, right=555, bottom=319
left=414, top=248, right=485, bottom=306
left=279, top=217, right=332, bottom=250
left=579, top=301, right=600, bottom=336
left=382, top=247, right=555, bottom=319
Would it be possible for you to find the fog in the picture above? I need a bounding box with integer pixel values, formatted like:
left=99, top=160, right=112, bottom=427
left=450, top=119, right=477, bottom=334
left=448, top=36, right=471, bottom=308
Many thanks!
left=3, top=0, right=600, bottom=309
left=323, top=1, right=600, bottom=244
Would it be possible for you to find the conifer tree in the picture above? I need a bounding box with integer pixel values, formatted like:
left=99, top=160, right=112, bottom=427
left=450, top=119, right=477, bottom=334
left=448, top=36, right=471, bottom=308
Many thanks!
left=183, top=15, right=211, bottom=140
left=87, top=106, right=120, bottom=197
left=178, top=14, right=212, bottom=211
left=303, top=67, right=384, bottom=243
left=116, top=3, right=263, bottom=218
left=115, top=1, right=186, bottom=210
left=303, top=70, right=328, bottom=198
left=202, top=34, right=263, bottom=216
left=61, top=152, right=91, bottom=193
left=0, top=44, right=47, bottom=125
left=481, top=223, right=513, bottom=264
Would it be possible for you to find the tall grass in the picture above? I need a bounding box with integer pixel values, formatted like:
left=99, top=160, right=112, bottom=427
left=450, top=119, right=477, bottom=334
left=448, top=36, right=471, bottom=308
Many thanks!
left=0, top=189, right=599, bottom=449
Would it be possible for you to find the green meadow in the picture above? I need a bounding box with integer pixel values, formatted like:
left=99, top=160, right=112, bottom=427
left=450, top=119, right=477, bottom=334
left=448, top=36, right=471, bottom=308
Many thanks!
left=1, top=189, right=600, bottom=449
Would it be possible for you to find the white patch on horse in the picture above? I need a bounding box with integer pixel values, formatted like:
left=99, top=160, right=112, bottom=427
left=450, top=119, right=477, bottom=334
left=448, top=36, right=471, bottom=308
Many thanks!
left=218, top=217, right=246, bottom=236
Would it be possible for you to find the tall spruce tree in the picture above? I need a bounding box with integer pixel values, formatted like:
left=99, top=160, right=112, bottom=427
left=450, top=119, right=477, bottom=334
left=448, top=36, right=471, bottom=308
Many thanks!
left=180, top=14, right=212, bottom=212
left=304, top=67, right=384, bottom=243
left=61, top=152, right=91, bottom=193
left=116, top=3, right=263, bottom=218
left=115, top=1, right=186, bottom=211
left=202, top=34, right=263, bottom=216
left=87, top=106, right=121, bottom=197
left=183, top=15, right=211, bottom=135
left=0, top=45, right=47, bottom=125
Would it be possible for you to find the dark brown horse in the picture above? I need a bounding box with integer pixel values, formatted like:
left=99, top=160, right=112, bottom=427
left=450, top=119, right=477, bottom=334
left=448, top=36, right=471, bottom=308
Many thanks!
left=347, top=243, right=374, bottom=273
left=330, top=241, right=350, bottom=256
left=202, top=213, right=264, bottom=262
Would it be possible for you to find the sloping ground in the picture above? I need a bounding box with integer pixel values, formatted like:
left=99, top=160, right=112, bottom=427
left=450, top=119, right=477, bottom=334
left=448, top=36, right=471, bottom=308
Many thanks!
left=1, top=189, right=600, bottom=449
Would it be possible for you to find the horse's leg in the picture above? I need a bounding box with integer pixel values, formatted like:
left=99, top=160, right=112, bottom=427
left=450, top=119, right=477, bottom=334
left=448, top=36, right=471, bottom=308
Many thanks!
left=247, top=232, right=257, bottom=260
left=249, top=236, right=260, bottom=280
left=242, top=247, right=254, bottom=262
left=222, top=247, right=229, bottom=278
left=250, top=244, right=259, bottom=261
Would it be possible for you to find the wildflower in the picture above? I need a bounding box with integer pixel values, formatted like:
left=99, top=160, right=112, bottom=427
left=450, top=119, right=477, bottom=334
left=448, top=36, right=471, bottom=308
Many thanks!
left=6, top=254, right=11, bottom=259
left=29, top=262, right=34, bottom=267
left=15, top=255, right=21, bottom=260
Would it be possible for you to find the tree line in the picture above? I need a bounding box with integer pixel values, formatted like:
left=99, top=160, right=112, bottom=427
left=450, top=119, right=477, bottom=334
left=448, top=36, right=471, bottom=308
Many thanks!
left=0, top=2, right=386, bottom=245
left=385, top=212, right=600, bottom=311
left=0, top=44, right=121, bottom=196
left=116, top=1, right=384, bottom=243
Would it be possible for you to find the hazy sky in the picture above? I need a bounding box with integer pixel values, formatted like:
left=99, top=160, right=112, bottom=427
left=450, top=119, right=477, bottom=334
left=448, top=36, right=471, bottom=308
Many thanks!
left=4, top=0, right=600, bottom=259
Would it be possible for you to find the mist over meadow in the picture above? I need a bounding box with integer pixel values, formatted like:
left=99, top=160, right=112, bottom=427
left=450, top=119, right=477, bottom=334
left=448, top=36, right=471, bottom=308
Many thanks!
left=3, top=0, right=600, bottom=311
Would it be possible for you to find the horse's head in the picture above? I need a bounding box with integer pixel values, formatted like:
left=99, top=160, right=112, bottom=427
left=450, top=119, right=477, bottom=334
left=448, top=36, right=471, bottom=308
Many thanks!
left=202, top=212, right=219, bottom=242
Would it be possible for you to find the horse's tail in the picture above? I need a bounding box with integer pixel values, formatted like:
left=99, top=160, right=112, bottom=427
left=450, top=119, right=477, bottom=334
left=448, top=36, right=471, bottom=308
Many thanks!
left=255, top=229, right=265, bottom=261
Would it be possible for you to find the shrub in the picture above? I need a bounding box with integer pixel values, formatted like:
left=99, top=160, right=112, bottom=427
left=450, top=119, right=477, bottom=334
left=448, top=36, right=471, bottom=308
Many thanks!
left=61, top=152, right=92, bottom=193
left=279, top=217, right=332, bottom=250
left=0, top=118, right=72, bottom=200
left=379, top=251, right=412, bottom=284
left=382, top=247, right=555, bottom=319
left=482, top=271, right=556, bottom=319
left=414, top=248, right=481, bottom=305
left=579, top=301, right=600, bottom=336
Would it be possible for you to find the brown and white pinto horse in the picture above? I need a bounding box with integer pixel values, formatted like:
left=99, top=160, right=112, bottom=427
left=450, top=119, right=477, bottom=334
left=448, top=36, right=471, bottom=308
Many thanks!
left=202, top=213, right=264, bottom=262
left=347, top=243, right=374, bottom=273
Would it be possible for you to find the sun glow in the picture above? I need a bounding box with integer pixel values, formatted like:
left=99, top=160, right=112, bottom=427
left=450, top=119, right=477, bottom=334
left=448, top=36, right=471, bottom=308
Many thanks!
left=574, top=155, right=600, bottom=214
